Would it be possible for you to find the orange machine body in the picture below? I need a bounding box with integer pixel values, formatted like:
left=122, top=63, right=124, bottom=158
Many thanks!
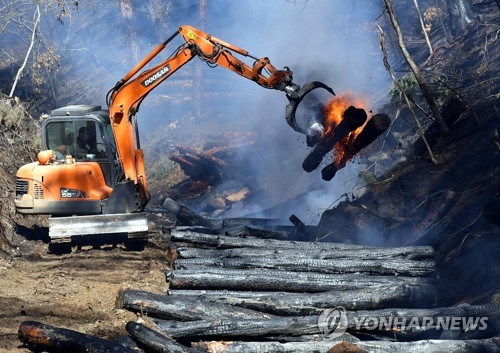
left=15, top=105, right=116, bottom=216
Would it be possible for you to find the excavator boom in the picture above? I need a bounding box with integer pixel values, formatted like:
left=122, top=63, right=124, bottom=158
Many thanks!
left=14, top=25, right=336, bottom=251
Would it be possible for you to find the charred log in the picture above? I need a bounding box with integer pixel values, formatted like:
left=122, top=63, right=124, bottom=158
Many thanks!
left=152, top=315, right=320, bottom=339
left=170, top=229, right=435, bottom=256
left=303, top=106, right=367, bottom=173
left=175, top=257, right=434, bottom=277
left=125, top=321, right=192, bottom=353
left=162, top=198, right=220, bottom=229
left=321, top=114, right=391, bottom=181
left=169, top=284, right=436, bottom=314
left=116, top=289, right=274, bottom=320
left=175, top=245, right=435, bottom=261
left=168, top=268, right=434, bottom=292
left=150, top=304, right=498, bottom=340
left=18, top=321, right=136, bottom=353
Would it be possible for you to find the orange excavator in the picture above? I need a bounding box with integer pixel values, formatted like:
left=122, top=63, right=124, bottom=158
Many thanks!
left=14, top=25, right=336, bottom=251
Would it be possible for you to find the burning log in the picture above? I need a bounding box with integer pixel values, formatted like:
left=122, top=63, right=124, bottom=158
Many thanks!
left=116, top=289, right=274, bottom=320
left=302, top=106, right=367, bottom=173
left=170, top=229, right=435, bottom=257
left=125, top=321, right=192, bottom=353
left=175, top=245, right=435, bottom=261
left=191, top=338, right=500, bottom=353
left=169, top=284, right=436, bottom=314
left=18, top=321, right=136, bottom=353
left=321, top=113, right=391, bottom=181
left=167, top=268, right=434, bottom=292
left=174, top=257, right=434, bottom=277
left=162, top=198, right=220, bottom=229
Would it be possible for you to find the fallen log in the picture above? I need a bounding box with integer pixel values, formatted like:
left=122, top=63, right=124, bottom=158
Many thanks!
left=174, top=257, right=434, bottom=277
left=162, top=198, right=220, bottom=229
left=169, top=284, right=436, bottom=313
left=18, top=320, right=136, bottom=353
left=116, top=289, right=274, bottom=320
left=175, top=245, right=435, bottom=261
left=191, top=337, right=500, bottom=353
left=170, top=230, right=435, bottom=255
left=125, top=321, right=192, bottom=353
left=168, top=268, right=434, bottom=292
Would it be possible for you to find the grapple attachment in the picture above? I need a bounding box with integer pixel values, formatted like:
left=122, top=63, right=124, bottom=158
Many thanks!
left=284, top=81, right=335, bottom=134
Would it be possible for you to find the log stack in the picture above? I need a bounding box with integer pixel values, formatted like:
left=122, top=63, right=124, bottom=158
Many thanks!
left=18, top=213, right=500, bottom=352
left=112, top=220, right=498, bottom=352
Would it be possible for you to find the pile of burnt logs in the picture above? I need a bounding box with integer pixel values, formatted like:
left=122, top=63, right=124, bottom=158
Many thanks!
left=17, top=208, right=500, bottom=352
left=113, top=219, right=498, bottom=352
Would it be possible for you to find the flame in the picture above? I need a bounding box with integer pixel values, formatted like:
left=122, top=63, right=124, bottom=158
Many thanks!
left=322, top=93, right=370, bottom=166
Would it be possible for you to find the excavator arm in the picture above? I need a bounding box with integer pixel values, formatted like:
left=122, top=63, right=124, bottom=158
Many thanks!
left=106, top=25, right=335, bottom=210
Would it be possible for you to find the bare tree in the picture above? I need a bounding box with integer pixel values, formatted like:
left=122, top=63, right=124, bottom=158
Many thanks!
left=446, top=0, right=475, bottom=37
left=9, top=4, right=41, bottom=98
left=383, top=0, right=448, bottom=135
left=413, top=0, right=433, bottom=57
left=119, top=0, right=139, bottom=63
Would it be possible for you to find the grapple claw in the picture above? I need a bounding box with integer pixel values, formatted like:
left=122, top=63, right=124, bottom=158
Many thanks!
left=284, top=81, right=335, bottom=134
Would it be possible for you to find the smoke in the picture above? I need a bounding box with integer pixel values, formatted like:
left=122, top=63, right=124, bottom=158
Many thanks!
left=3, top=0, right=390, bottom=224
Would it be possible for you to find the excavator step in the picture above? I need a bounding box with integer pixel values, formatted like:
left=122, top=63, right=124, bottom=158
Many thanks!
left=48, top=213, right=148, bottom=252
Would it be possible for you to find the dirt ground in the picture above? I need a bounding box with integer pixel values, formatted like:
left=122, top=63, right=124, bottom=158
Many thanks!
left=0, top=239, right=172, bottom=352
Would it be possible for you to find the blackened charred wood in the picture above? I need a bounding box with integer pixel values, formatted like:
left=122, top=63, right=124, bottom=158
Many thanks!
left=303, top=106, right=367, bottom=173
left=225, top=226, right=289, bottom=239
left=175, top=257, right=434, bottom=277
left=321, top=114, right=391, bottom=181
left=18, top=321, right=136, bottom=353
left=125, top=321, right=192, bottom=353
left=162, top=198, right=220, bottom=229
left=169, top=284, right=436, bottom=314
left=152, top=315, right=320, bottom=338
left=114, top=335, right=144, bottom=352
left=176, top=245, right=434, bottom=261
left=171, top=230, right=435, bottom=256
left=168, top=268, right=434, bottom=292
left=192, top=338, right=500, bottom=353
left=116, top=289, right=274, bottom=320
left=151, top=304, right=499, bottom=340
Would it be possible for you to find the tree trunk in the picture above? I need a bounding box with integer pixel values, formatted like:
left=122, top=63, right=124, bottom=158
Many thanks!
left=446, top=0, right=475, bottom=37
left=383, top=0, right=449, bottom=135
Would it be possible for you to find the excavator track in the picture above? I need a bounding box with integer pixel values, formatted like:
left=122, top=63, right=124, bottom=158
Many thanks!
left=48, top=213, right=148, bottom=253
